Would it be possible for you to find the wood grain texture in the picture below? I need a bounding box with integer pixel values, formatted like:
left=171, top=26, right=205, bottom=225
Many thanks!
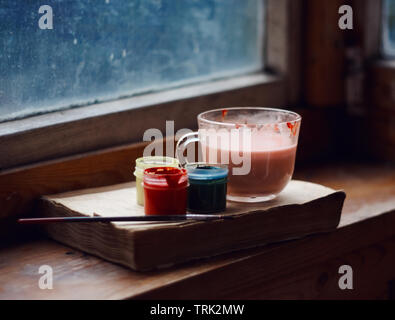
left=368, top=61, right=395, bottom=112
left=266, top=0, right=303, bottom=104
left=346, top=0, right=392, bottom=162
left=352, top=0, right=382, bottom=58
left=364, top=62, right=395, bottom=160
left=0, top=162, right=394, bottom=299
left=303, top=0, right=346, bottom=107
left=0, top=74, right=285, bottom=170
left=40, top=181, right=344, bottom=271
left=135, top=233, right=395, bottom=300
left=0, top=141, right=146, bottom=221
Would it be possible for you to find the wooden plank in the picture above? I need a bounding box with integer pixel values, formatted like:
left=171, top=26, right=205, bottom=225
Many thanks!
left=352, top=0, right=382, bottom=58
left=363, top=62, right=395, bottom=160
left=266, top=0, right=289, bottom=74
left=303, top=0, right=346, bottom=107
left=135, top=218, right=395, bottom=299
left=348, top=1, right=391, bottom=162
left=0, top=74, right=285, bottom=170
left=0, top=162, right=394, bottom=299
left=368, top=61, right=395, bottom=112
left=266, top=0, right=303, bottom=104
left=294, top=162, right=395, bottom=225
left=287, top=0, right=303, bottom=104
left=0, top=197, right=393, bottom=300
left=40, top=181, right=344, bottom=271
left=368, top=109, right=395, bottom=161
left=0, top=141, right=146, bottom=222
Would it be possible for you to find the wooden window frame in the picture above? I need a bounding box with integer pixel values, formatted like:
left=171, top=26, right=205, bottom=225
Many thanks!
left=0, top=0, right=302, bottom=170
left=354, top=0, right=395, bottom=160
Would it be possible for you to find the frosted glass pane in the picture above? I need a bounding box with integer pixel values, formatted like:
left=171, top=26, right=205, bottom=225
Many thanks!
left=0, top=0, right=264, bottom=122
left=383, top=0, right=395, bottom=56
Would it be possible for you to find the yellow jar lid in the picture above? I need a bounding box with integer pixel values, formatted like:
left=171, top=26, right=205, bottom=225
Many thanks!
left=133, top=156, right=179, bottom=179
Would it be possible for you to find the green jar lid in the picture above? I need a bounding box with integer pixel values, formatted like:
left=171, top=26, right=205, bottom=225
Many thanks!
left=186, top=163, right=228, bottom=182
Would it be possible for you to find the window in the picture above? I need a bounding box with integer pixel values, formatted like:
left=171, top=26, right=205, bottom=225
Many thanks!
left=0, top=0, right=264, bottom=122
left=0, top=0, right=298, bottom=170
left=382, top=0, right=395, bottom=56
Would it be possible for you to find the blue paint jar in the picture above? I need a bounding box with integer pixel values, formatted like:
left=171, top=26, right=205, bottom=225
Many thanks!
left=186, top=164, right=228, bottom=213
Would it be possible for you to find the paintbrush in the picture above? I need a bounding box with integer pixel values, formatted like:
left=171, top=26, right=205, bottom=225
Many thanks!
left=17, top=214, right=234, bottom=224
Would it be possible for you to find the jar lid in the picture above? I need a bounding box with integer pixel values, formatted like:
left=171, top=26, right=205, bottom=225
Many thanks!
left=143, top=167, right=188, bottom=188
left=186, top=163, right=228, bottom=181
left=134, top=156, right=179, bottom=178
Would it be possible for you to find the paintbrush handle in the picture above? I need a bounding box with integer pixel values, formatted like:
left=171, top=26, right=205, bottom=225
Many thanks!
left=17, top=214, right=233, bottom=224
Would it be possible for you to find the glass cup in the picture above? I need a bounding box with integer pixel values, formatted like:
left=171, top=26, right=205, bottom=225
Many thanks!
left=176, top=107, right=301, bottom=203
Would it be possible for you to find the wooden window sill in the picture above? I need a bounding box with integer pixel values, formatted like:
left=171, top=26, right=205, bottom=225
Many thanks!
left=1, top=161, right=394, bottom=299
left=0, top=73, right=285, bottom=170
left=364, top=59, right=395, bottom=160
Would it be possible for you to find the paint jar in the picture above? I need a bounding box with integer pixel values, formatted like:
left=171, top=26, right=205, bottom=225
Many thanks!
left=186, top=163, right=228, bottom=213
left=133, top=156, right=179, bottom=206
left=143, top=167, right=188, bottom=215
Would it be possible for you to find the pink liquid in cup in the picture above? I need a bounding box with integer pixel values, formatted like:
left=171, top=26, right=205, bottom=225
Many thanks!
left=202, top=131, right=297, bottom=201
left=176, top=107, right=301, bottom=202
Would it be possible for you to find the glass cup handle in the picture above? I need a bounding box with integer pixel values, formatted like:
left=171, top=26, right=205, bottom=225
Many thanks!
left=176, top=131, right=200, bottom=166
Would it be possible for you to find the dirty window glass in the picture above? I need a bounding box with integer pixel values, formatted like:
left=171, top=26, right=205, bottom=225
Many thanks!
left=383, top=0, right=395, bottom=56
left=0, top=0, right=264, bottom=122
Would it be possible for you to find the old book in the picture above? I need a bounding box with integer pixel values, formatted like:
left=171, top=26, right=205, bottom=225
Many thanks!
left=39, top=180, right=345, bottom=271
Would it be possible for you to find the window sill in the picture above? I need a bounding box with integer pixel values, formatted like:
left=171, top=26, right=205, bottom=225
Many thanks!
left=368, top=59, right=395, bottom=110
left=0, top=72, right=285, bottom=170
left=1, top=161, right=395, bottom=299
left=372, top=59, right=395, bottom=69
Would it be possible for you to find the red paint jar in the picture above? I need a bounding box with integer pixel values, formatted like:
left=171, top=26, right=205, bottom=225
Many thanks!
left=143, top=167, right=188, bottom=215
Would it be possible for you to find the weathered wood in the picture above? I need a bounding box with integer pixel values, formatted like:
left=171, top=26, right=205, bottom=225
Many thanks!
left=303, top=0, right=346, bottom=107
left=0, top=74, right=285, bottom=170
left=266, top=0, right=303, bottom=104
left=40, top=181, right=344, bottom=271
left=368, top=61, right=395, bottom=112
left=352, top=0, right=382, bottom=58
left=135, top=220, right=395, bottom=299
left=0, top=141, right=146, bottom=222
left=364, top=62, right=395, bottom=160
left=0, top=162, right=394, bottom=299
